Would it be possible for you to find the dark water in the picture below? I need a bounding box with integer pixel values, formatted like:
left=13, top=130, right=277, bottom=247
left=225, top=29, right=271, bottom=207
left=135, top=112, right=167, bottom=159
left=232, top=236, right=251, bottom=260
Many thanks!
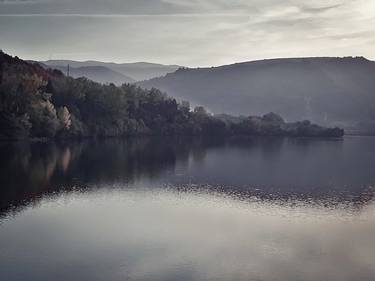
left=1, top=136, right=375, bottom=281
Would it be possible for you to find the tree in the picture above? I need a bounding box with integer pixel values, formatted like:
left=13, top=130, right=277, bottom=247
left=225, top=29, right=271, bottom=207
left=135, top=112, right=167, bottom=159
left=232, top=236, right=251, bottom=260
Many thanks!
left=262, top=112, right=285, bottom=125
left=0, top=51, right=345, bottom=139
left=194, top=106, right=208, bottom=116
left=57, top=106, right=72, bottom=130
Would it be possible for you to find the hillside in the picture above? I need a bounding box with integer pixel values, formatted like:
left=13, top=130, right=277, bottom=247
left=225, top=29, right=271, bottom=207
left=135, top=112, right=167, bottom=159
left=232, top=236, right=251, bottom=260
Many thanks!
left=41, top=60, right=181, bottom=81
left=139, top=57, right=375, bottom=134
left=41, top=64, right=135, bottom=85
left=0, top=51, right=343, bottom=140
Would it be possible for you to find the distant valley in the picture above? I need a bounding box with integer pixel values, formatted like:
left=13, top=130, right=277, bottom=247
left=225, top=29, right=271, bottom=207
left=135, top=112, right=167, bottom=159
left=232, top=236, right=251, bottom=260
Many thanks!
left=39, top=60, right=181, bottom=84
left=39, top=64, right=135, bottom=85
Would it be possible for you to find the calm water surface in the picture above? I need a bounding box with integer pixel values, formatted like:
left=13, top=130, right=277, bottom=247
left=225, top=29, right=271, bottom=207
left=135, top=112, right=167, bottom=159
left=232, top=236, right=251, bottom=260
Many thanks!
left=0, top=136, right=375, bottom=281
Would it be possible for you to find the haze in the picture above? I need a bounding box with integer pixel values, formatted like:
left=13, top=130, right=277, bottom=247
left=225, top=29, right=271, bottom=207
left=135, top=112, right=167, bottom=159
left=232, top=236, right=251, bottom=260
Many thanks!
left=1, top=0, right=375, bottom=66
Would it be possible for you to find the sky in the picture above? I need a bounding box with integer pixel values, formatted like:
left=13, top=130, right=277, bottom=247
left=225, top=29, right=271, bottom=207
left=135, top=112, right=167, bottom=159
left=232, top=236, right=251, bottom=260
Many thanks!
left=0, top=0, right=374, bottom=67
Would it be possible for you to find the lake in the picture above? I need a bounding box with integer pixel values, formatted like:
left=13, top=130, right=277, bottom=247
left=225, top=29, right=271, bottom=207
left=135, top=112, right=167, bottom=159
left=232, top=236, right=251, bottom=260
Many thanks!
left=1, top=136, right=375, bottom=281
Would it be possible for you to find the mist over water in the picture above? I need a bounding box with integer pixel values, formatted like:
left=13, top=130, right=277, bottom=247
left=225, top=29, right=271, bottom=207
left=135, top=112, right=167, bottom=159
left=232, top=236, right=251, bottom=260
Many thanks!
left=1, top=136, right=375, bottom=281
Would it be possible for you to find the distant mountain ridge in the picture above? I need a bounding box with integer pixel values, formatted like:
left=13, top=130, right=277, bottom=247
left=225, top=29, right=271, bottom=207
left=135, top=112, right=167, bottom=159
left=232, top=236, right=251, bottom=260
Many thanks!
left=40, top=64, right=135, bottom=85
left=0, top=51, right=344, bottom=140
left=139, top=57, right=375, bottom=134
left=40, top=60, right=181, bottom=82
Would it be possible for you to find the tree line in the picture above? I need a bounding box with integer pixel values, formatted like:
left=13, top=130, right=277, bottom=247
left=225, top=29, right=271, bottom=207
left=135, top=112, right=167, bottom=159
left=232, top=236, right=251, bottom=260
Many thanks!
left=0, top=51, right=344, bottom=140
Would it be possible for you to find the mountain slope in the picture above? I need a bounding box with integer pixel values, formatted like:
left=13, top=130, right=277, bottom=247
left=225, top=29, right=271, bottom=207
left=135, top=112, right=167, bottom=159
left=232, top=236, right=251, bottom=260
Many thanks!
left=41, top=60, right=181, bottom=81
left=1, top=51, right=344, bottom=140
left=139, top=57, right=375, bottom=134
left=43, top=64, right=135, bottom=85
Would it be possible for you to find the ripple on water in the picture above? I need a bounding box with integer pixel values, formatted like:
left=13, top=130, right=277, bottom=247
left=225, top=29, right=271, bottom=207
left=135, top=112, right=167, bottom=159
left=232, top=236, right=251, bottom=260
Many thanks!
left=1, top=187, right=375, bottom=281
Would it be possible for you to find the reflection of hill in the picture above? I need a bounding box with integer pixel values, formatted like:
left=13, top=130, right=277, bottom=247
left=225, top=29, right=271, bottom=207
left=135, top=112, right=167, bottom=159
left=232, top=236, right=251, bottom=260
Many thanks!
left=1, top=137, right=375, bottom=216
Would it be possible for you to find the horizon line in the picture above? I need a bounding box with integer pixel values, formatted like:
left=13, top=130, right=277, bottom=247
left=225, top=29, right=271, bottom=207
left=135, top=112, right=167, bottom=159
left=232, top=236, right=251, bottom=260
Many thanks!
left=2, top=49, right=371, bottom=68
left=30, top=56, right=375, bottom=69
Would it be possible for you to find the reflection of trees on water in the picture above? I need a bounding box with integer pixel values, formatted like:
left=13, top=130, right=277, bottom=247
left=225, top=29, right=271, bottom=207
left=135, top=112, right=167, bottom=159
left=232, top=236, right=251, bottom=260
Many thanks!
left=0, top=137, right=374, bottom=217
left=0, top=137, right=218, bottom=215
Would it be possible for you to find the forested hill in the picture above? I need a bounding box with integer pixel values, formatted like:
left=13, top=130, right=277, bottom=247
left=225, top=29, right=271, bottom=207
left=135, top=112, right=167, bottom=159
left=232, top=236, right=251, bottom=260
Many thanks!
left=139, top=57, right=375, bottom=134
left=0, top=51, right=343, bottom=140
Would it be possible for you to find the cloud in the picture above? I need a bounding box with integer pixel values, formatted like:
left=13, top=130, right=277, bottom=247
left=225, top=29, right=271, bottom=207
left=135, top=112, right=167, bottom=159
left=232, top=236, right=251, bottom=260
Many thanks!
left=0, top=0, right=44, bottom=3
left=0, top=0, right=374, bottom=65
left=301, top=3, right=345, bottom=14
left=0, top=0, right=188, bottom=15
left=0, top=0, right=347, bottom=15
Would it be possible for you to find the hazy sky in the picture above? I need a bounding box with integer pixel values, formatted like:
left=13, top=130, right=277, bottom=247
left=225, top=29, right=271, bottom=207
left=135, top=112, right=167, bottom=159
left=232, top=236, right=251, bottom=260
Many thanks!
left=0, top=0, right=374, bottom=66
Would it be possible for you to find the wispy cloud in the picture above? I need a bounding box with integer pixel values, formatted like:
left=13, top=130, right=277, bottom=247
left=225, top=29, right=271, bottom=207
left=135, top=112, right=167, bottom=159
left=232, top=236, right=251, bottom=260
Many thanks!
left=0, top=0, right=45, bottom=3
left=0, top=0, right=374, bottom=65
left=301, top=3, right=344, bottom=14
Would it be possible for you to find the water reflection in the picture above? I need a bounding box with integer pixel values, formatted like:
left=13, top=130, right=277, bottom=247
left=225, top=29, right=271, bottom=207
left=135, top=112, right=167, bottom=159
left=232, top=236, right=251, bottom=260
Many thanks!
left=1, top=136, right=375, bottom=281
left=1, top=189, right=375, bottom=281
left=1, top=136, right=375, bottom=216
